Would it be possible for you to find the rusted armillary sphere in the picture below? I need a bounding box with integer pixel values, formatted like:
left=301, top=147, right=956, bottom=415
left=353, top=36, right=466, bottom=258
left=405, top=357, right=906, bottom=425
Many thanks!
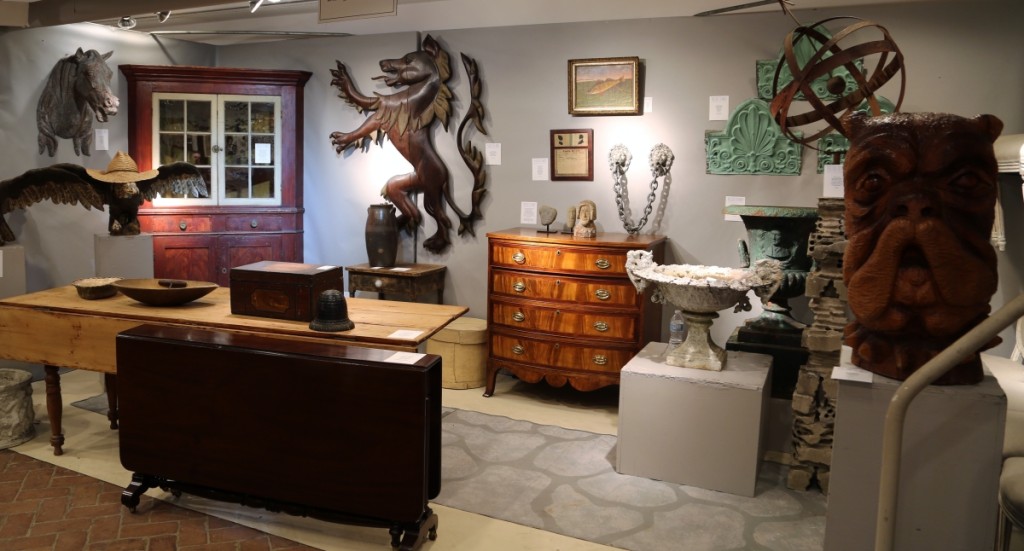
left=769, top=16, right=906, bottom=145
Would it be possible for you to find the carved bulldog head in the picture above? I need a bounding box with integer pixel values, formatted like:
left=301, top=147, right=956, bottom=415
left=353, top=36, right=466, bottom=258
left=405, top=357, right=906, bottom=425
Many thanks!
left=842, top=111, right=1003, bottom=384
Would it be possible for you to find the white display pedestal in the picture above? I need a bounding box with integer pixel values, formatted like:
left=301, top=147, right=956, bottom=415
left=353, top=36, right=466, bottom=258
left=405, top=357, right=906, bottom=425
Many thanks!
left=0, top=245, right=26, bottom=298
left=617, top=342, right=772, bottom=497
left=94, top=234, right=153, bottom=279
left=825, top=347, right=1006, bottom=551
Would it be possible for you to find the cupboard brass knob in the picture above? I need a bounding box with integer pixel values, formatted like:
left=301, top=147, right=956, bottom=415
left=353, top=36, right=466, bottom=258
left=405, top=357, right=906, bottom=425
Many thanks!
left=513, top=281, right=526, bottom=293
left=179, top=220, right=187, bottom=231
left=594, top=321, right=609, bottom=332
left=512, top=311, right=526, bottom=322
left=595, top=289, right=611, bottom=301
left=592, top=355, right=608, bottom=365
left=595, top=258, right=611, bottom=269
left=512, top=251, right=526, bottom=264
left=512, top=344, right=525, bottom=355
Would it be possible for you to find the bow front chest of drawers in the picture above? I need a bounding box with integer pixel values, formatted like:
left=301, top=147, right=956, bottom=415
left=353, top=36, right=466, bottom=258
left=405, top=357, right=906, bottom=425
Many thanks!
left=485, top=228, right=666, bottom=395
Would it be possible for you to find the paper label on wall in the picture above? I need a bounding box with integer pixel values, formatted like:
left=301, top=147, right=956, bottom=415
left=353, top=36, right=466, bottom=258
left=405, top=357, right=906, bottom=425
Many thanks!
left=385, top=351, right=426, bottom=365
left=532, top=158, right=549, bottom=181
left=644, top=97, right=653, bottom=114
left=94, top=129, right=108, bottom=151
left=710, top=95, right=729, bottom=121
left=485, top=143, right=501, bottom=165
left=254, top=143, right=272, bottom=164
left=724, top=195, right=745, bottom=221
left=520, top=202, right=538, bottom=224
left=823, top=164, right=844, bottom=197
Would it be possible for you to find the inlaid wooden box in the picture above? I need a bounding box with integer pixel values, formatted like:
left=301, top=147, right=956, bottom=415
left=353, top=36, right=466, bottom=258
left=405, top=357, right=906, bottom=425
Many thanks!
left=230, top=261, right=343, bottom=321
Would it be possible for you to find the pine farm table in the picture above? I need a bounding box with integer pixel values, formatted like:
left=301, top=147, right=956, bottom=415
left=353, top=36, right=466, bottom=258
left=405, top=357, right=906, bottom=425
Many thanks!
left=0, top=285, right=467, bottom=456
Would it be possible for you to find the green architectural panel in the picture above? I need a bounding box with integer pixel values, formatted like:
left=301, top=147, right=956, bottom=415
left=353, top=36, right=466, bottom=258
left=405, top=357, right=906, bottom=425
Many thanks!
left=815, top=96, right=896, bottom=172
left=705, top=98, right=802, bottom=176
left=755, top=25, right=865, bottom=102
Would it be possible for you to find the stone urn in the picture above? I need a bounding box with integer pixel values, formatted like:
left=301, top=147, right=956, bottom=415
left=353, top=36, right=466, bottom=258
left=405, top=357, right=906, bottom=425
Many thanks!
left=0, top=368, right=35, bottom=449
left=723, top=205, right=819, bottom=333
left=626, top=250, right=782, bottom=371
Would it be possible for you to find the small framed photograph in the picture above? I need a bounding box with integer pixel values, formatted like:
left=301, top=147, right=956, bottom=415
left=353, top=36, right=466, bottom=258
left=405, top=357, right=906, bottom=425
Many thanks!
left=568, top=57, right=641, bottom=116
left=550, top=129, right=594, bottom=181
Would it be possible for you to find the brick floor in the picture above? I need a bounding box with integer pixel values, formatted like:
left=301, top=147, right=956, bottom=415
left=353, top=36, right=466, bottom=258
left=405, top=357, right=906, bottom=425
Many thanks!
left=0, top=450, right=317, bottom=551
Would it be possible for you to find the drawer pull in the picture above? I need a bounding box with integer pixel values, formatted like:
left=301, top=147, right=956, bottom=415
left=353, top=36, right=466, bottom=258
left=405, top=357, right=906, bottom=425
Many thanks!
left=556, top=249, right=562, bottom=256
left=512, top=251, right=526, bottom=264
left=592, top=355, right=608, bottom=365
left=593, top=321, right=609, bottom=332
left=513, top=281, right=527, bottom=293
left=512, top=311, right=526, bottom=322
left=250, top=219, right=259, bottom=229
left=179, top=220, right=187, bottom=231
left=512, top=344, right=525, bottom=355
left=595, top=289, right=611, bottom=301
left=595, top=258, right=611, bottom=270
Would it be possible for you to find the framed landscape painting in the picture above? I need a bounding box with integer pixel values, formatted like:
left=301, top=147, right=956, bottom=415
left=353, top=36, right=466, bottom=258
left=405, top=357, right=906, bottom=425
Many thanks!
left=568, top=56, right=641, bottom=116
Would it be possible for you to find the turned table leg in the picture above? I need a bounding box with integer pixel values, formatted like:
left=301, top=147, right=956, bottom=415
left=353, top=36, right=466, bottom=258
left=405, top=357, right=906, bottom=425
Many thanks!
left=43, top=365, right=64, bottom=456
left=104, top=373, right=119, bottom=430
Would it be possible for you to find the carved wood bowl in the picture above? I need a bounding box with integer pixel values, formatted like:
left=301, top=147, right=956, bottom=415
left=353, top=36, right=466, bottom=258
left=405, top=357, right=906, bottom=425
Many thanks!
left=114, top=279, right=218, bottom=307
left=72, top=277, right=122, bottom=300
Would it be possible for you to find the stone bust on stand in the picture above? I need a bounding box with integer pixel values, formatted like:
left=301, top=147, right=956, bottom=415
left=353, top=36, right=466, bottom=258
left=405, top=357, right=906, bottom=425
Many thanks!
left=573, top=200, right=597, bottom=237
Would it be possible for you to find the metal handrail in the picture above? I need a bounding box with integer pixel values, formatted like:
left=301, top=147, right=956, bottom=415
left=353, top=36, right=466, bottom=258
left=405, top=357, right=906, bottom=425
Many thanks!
left=875, top=292, right=1024, bottom=551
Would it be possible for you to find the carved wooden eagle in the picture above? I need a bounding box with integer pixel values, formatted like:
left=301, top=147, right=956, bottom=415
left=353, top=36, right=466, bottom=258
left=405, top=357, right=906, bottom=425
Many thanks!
left=0, top=155, right=207, bottom=245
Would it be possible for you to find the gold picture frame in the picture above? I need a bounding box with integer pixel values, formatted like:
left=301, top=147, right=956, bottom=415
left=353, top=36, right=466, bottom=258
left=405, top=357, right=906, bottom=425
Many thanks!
left=550, top=129, right=594, bottom=181
left=568, top=57, right=641, bottom=116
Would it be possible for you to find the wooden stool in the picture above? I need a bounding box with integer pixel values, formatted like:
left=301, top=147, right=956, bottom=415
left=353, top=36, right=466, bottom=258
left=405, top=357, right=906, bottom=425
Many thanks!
left=427, top=317, right=487, bottom=389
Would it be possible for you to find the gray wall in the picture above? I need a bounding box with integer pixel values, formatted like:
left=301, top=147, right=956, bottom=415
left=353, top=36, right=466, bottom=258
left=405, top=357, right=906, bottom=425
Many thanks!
left=0, top=24, right=214, bottom=288
left=2, top=1, right=1023, bottom=353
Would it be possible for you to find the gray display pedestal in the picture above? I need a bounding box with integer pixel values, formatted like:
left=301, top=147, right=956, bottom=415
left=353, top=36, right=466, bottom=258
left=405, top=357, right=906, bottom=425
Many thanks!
left=0, top=244, right=26, bottom=298
left=617, top=342, right=772, bottom=497
left=825, top=347, right=1005, bottom=551
left=94, top=234, right=153, bottom=279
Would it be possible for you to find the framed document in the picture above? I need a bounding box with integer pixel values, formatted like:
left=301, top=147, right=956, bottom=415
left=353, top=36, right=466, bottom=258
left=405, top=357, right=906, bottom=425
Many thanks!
left=550, top=129, right=594, bottom=181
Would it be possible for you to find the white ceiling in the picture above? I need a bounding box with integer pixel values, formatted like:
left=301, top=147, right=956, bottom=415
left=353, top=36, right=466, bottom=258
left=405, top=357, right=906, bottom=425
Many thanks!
left=6, top=0, right=973, bottom=46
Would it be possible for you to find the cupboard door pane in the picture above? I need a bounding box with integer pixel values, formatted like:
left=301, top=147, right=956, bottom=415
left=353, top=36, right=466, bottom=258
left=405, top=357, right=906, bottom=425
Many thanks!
left=159, top=134, right=184, bottom=164
left=251, top=102, right=275, bottom=133
left=224, top=134, right=249, bottom=165
left=252, top=168, right=274, bottom=199
left=186, top=101, right=212, bottom=132
left=224, top=101, right=249, bottom=132
left=159, top=100, right=184, bottom=131
left=225, top=167, right=249, bottom=198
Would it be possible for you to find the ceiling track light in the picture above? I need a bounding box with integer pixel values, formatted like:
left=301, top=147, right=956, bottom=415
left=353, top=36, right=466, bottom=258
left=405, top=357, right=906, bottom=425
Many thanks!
left=156, top=11, right=171, bottom=23
left=249, top=0, right=264, bottom=12
left=116, top=16, right=137, bottom=30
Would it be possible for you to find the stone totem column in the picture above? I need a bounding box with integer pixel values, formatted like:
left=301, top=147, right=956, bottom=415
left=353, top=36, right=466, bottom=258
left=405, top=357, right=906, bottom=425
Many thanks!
left=788, top=197, right=847, bottom=493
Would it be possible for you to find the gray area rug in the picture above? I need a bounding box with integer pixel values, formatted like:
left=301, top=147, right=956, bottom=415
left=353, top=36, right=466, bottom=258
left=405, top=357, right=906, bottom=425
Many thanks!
left=437, top=407, right=826, bottom=551
left=70, top=396, right=826, bottom=550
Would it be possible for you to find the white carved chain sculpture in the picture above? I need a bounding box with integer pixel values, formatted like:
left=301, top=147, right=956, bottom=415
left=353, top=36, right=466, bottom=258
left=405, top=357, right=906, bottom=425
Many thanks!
left=609, top=143, right=674, bottom=234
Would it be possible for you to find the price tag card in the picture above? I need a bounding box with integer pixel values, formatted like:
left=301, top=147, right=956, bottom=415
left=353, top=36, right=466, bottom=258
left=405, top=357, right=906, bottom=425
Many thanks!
left=386, top=351, right=426, bottom=365
left=823, top=164, right=844, bottom=198
left=388, top=329, right=424, bottom=340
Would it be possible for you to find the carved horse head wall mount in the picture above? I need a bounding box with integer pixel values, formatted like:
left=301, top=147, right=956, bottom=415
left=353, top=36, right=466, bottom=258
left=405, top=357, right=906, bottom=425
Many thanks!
left=37, top=48, right=120, bottom=157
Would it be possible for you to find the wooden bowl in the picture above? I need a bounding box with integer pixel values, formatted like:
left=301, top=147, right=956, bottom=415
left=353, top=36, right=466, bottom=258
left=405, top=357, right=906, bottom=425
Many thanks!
left=72, top=277, right=122, bottom=300
left=114, top=279, right=218, bottom=307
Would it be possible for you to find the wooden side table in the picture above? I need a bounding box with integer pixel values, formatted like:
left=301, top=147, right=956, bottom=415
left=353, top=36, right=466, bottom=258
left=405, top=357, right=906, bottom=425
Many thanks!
left=346, top=263, right=447, bottom=304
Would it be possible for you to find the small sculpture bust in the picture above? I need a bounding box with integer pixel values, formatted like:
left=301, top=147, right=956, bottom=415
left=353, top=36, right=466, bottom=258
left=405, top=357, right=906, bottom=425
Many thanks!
left=573, top=200, right=597, bottom=238
left=562, top=205, right=577, bottom=234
